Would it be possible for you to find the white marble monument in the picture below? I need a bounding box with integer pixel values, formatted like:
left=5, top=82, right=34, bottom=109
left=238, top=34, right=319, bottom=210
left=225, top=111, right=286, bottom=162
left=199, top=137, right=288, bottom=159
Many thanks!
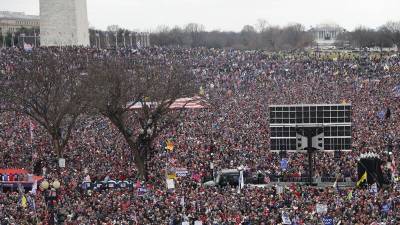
left=40, top=0, right=90, bottom=46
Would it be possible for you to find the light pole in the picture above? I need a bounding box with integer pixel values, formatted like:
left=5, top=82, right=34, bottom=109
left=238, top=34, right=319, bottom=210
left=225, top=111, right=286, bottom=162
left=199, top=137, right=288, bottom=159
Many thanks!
left=237, top=165, right=244, bottom=193
left=34, top=31, right=37, bottom=47
left=95, top=33, right=100, bottom=49
left=105, top=33, right=109, bottom=48
left=11, top=32, right=15, bottom=47
left=146, top=32, right=150, bottom=47
left=20, top=33, right=26, bottom=47
left=123, top=32, right=126, bottom=48
left=129, top=32, right=133, bottom=48
left=40, top=180, right=61, bottom=225
left=2, top=33, right=5, bottom=48
left=115, top=32, right=118, bottom=50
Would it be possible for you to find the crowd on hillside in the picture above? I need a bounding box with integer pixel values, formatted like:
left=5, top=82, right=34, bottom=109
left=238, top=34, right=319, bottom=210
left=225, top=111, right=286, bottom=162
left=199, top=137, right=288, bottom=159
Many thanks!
left=0, top=46, right=400, bottom=224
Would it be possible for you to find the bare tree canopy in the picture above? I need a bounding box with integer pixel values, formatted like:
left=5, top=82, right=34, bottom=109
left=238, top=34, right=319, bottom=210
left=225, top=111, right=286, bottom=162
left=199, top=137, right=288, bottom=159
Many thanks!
left=381, top=21, right=400, bottom=51
left=0, top=51, right=87, bottom=158
left=149, top=22, right=314, bottom=50
left=86, top=55, right=197, bottom=179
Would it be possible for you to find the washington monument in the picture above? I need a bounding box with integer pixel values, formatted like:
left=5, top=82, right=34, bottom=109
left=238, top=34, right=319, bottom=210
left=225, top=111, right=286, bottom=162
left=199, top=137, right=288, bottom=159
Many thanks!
left=40, top=0, right=90, bottom=46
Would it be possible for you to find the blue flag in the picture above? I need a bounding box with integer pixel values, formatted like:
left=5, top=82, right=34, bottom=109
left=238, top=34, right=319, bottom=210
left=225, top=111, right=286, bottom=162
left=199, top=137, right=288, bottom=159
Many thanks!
left=382, top=203, right=391, bottom=213
left=322, top=216, right=334, bottom=225
left=377, top=110, right=385, bottom=120
left=280, top=158, right=289, bottom=171
left=137, top=187, right=147, bottom=196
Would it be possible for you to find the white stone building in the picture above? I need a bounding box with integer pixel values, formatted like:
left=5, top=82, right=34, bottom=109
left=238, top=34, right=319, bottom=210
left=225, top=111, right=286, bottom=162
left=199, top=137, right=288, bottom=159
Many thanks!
left=310, top=24, right=346, bottom=48
left=0, top=11, right=39, bottom=35
left=40, top=0, right=90, bottom=46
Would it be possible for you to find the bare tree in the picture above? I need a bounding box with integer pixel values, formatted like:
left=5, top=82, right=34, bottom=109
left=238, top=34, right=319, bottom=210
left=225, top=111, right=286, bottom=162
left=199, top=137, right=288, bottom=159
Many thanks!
left=381, top=21, right=400, bottom=51
left=86, top=56, right=197, bottom=179
left=184, top=23, right=206, bottom=47
left=240, top=25, right=259, bottom=49
left=149, top=21, right=316, bottom=50
left=276, top=24, right=313, bottom=50
left=0, top=52, right=87, bottom=159
left=376, top=27, right=394, bottom=51
left=256, top=19, right=269, bottom=33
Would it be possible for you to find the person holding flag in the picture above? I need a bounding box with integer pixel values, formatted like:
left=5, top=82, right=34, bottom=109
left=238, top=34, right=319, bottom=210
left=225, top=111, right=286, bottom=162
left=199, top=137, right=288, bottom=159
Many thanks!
left=165, top=139, right=174, bottom=152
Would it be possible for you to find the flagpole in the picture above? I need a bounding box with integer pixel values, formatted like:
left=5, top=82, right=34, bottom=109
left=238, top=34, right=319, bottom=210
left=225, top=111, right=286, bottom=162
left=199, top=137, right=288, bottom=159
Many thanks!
left=30, top=119, right=35, bottom=172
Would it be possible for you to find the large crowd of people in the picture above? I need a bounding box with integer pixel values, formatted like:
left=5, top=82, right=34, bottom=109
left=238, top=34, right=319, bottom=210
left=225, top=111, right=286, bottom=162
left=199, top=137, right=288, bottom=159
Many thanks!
left=0, top=46, right=400, bottom=224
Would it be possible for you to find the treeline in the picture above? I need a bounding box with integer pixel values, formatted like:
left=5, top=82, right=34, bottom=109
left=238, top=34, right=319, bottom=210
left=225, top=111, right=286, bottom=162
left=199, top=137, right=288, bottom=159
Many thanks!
left=1, top=21, right=400, bottom=51
left=150, top=22, right=314, bottom=50
left=149, top=21, right=400, bottom=51
left=336, top=22, right=400, bottom=50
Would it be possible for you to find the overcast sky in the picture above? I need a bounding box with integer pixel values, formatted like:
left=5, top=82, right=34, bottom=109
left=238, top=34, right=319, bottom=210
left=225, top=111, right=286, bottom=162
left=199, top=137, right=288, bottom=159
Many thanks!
left=1, top=0, right=399, bottom=31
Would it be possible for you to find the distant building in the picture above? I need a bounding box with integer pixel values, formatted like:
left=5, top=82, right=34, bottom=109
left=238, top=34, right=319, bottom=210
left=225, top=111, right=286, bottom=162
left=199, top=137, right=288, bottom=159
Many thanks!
left=310, top=24, right=346, bottom=48
left=40, top=0, right=90, bottom=46
left=0, top=11, right=40, bottom=35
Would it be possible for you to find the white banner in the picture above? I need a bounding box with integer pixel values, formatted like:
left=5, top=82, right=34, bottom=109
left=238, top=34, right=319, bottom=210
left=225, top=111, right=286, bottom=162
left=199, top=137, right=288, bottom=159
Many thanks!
left=316, top=203, right=328, bottom=214
left=166, top=179, right=175, bottom=189
left=281, top=211, right=292, bottom=224
left=59, top=158, right=66, bottom=168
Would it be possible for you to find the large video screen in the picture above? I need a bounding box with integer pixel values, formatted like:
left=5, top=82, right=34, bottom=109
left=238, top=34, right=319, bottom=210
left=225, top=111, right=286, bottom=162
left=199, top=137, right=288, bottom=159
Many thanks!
left=269, top=104, right=352, bottom=151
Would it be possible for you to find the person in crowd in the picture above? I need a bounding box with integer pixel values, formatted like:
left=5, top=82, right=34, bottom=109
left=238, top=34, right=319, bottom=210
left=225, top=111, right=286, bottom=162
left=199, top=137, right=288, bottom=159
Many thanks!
left=0, top=46, right=399, bottom=224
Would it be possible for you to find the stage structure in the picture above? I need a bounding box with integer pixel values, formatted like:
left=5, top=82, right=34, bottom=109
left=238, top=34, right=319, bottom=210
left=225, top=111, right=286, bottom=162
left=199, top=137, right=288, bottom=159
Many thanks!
left=270, top=104, right=352, bottom=152
left=269, top=104, right=352, bottom=184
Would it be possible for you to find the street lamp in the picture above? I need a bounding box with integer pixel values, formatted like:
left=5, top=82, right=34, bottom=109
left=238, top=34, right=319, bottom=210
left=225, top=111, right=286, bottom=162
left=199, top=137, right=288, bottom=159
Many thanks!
left=95, top=33, right=100, bottom=49
left=40, top=179, right=61, bottom=225
left=11, top=32, right=15, bottom=47
left=105, top=33, right=109, bottom=48
left=2, top=33, right=5, bottom=48
left=34, top=30, right=37, bottom=47
left=115, top=32, right=118, bottom=50
left=129, top=32, right=133, bottom=48
left=237, top=165, right=244, bottom=193
left=123, top=32, right=126, bottom=48
left=20, top=33, right=26, bottom=47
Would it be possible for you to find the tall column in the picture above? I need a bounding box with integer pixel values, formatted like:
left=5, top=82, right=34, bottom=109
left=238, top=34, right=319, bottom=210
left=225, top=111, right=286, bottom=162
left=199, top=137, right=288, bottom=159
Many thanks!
left=40, top=0, right=90, bottom=46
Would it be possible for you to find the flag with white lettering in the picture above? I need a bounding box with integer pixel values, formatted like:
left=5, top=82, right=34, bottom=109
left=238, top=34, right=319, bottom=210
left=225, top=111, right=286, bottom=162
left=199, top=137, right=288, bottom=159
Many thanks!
left=281, top=211, right=291, bottom=224
left=322, top=216, right=334, bottom=225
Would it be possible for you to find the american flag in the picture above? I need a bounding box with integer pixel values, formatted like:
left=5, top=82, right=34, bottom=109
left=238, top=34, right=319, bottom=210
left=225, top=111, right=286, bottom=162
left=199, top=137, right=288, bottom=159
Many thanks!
left=129, top=96, right=207, bottom=110
left=169, top=96, right=207, bottom=109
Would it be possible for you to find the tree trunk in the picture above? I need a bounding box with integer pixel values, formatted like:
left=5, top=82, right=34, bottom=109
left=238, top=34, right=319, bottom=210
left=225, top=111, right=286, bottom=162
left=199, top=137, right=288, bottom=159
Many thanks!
left=52, top=136, right=62, bottom=158
left=125, top=136, right=149, bottom=180
left=134, top=154, right=147, bottom=180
